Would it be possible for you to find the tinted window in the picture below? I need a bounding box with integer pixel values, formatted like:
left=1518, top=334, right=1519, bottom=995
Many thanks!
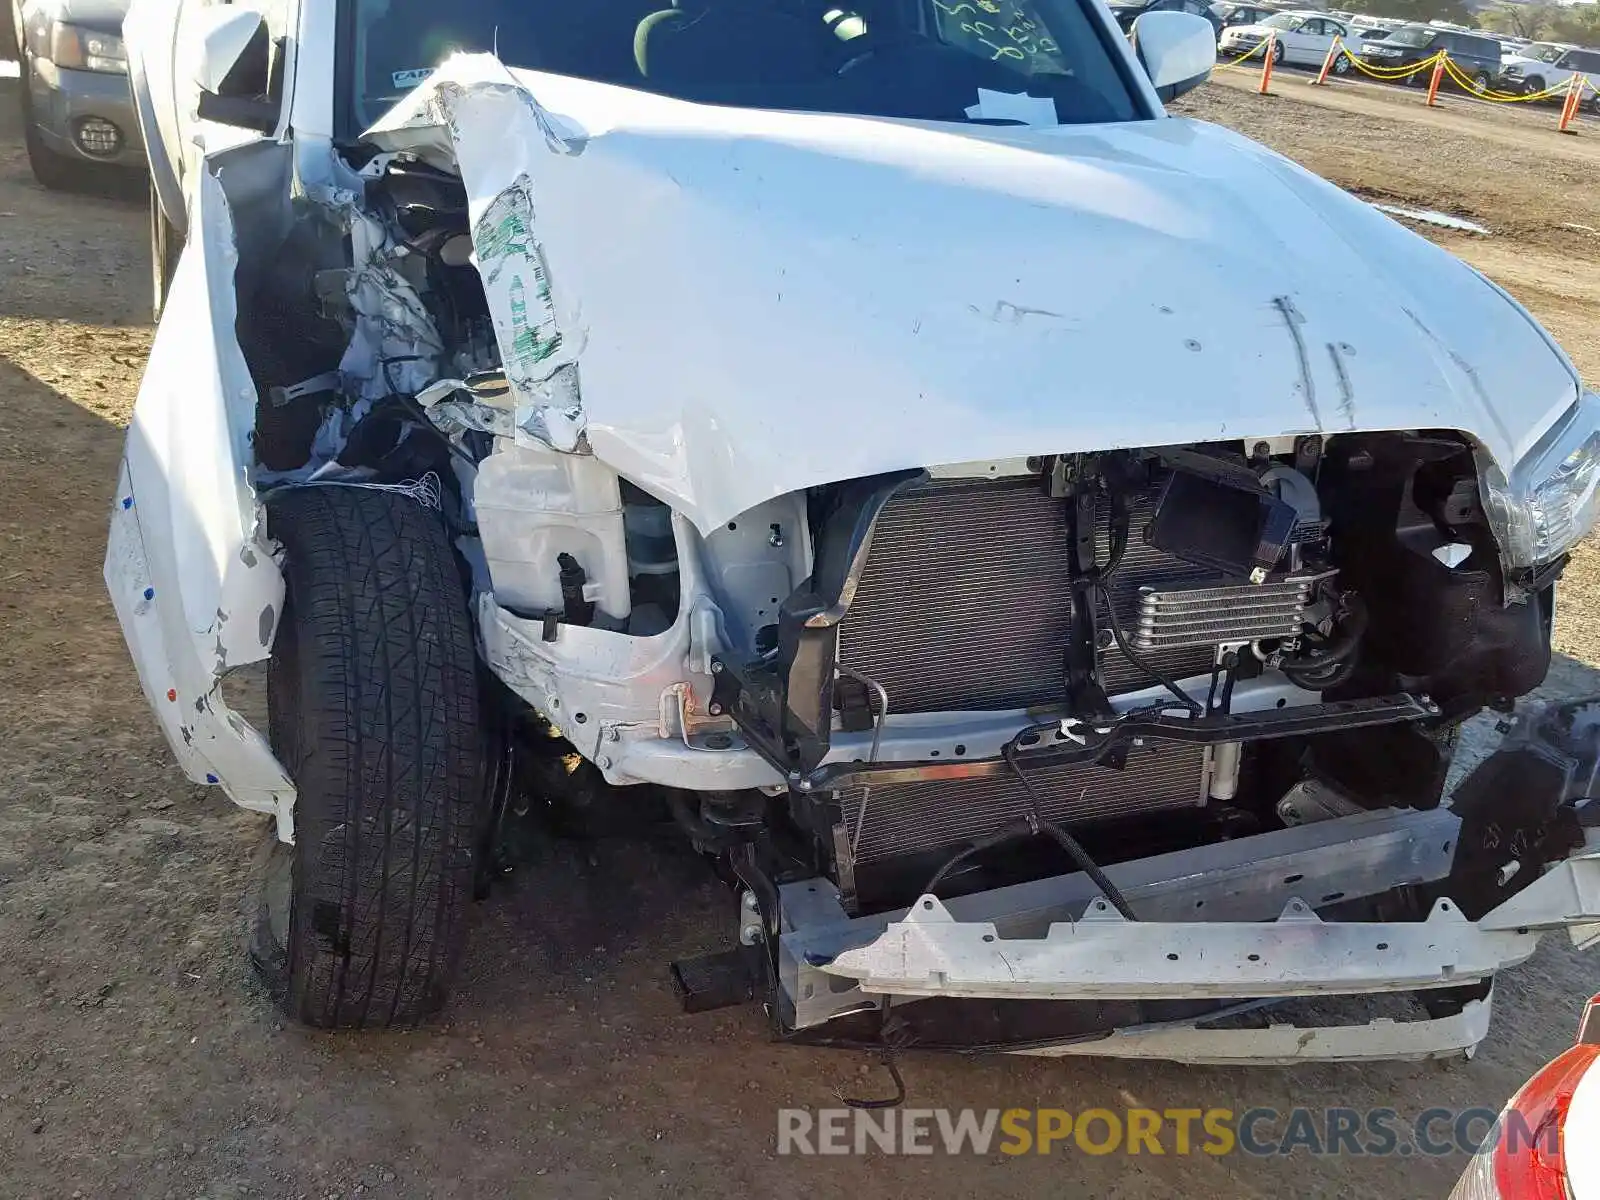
left=1522, top=42, right=1565, bottom=62
left=1386, top=26, right=1436, bottom=48
left=1570, top=50, right=1600, bottom=71
left=345, top=0, right=1143, bottom=134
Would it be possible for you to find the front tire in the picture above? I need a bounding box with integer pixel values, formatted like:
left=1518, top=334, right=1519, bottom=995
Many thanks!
left=252, top=485, right=484, bottom=1030
left=1270, top=40, right=1284, bottom=65
left=1332, top=53, right=1350, bottom=75
left=1472, top=71, right=1491, bottom=95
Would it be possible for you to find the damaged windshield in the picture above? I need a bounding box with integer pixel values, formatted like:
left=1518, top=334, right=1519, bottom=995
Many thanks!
left=343, top=0, right=1141, bottom=133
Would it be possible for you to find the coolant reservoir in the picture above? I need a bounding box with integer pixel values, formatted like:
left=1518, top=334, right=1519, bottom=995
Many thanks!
left=473, top=441, right=631, bottom=624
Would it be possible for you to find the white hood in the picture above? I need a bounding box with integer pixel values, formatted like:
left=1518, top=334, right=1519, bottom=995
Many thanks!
left=369, top=56, right=1581, bottom=532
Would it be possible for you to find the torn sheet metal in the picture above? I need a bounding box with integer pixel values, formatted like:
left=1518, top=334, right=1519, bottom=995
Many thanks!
left=340, top=210, right=446, bottom=401
left=471, top=179, right=585, bottom=450
left=368, top=55, right=1579, bottom=532
left=106, top=143, right=296, bottom=838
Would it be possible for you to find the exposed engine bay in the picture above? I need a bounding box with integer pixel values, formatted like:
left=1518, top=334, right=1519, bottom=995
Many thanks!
left=118, top=100, right=1600, bottom=1059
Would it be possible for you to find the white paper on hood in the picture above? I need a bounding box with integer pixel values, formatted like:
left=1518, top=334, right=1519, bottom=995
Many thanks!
left=963, top=89, right=1060, bottom=126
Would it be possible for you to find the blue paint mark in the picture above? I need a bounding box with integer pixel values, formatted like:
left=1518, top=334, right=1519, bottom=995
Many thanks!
left=205, top=774, right=218, bottom=784
left=143, top=587, right=155, bottom=601
left=121, top=496, right=133, bottom=509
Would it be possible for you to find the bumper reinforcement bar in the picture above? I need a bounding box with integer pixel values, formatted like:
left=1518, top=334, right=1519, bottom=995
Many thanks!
left=819, top=849, right=1600, bottom=1002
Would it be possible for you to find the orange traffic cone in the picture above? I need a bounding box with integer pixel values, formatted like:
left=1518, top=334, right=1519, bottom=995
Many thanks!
left=1259, top=31, right=1276, bottom=95
left=1558, top=73, right=1583, bottom=133
left=1314, top=36, right=1342, bottom=85
left=1426, top=54, right=1446, bottom=107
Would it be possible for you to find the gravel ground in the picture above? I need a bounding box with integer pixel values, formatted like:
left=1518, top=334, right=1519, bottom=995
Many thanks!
left=2, top=72, right=1599, bottom=1200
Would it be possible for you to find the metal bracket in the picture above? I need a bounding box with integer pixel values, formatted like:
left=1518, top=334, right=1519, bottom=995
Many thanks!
left=800, top=692, right=1438, bottom=792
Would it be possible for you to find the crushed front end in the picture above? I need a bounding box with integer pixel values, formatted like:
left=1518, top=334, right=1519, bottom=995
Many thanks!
left=676, top=439, right=1600, bottom=1061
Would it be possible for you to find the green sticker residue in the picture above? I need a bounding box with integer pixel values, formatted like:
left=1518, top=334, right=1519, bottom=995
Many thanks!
left=475, top=176, right=565, bottom=384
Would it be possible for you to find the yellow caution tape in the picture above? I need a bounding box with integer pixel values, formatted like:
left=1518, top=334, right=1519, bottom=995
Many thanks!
left=1338, top=49, right=1443, bottom=81
left=1441, top=57, right=1589, bottom=102
left=1217, top=38, right=1272, bottom=68
left=1220, top=41, right=1597, bottom=107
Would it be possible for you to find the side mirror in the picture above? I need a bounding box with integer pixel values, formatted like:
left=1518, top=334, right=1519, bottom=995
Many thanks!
left=191, top=7, right=279, bottom=133
left=1131, top=10, right=1217, bottom=101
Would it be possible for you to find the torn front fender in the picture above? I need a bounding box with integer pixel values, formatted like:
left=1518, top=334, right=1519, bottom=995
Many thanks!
left=105, top=139, right=296, bottom=838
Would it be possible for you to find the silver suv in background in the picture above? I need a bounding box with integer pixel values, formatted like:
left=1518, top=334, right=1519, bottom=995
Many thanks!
left=9, top=0, right=144, bottom=188
left=1500, top=43, right=1600, bottom=112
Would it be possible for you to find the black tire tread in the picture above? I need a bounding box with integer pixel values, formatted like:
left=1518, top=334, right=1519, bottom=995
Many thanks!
left=263, top=485, right=481, bottom=1029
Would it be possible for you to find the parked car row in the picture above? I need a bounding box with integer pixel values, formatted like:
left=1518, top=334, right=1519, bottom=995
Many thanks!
left=1359, top=24, right=1504, bottom=93
left=1210, top=5, right=1597, bottom=108
left=1216, top=8, right=1411, bottom=72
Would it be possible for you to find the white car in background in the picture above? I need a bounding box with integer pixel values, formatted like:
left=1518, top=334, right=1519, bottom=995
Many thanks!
left=1218, top=9, right=1352, bottom=69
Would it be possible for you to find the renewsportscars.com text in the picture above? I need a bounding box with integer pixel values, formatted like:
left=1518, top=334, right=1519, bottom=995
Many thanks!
left=776, top=1106, right=1546, bottom=1157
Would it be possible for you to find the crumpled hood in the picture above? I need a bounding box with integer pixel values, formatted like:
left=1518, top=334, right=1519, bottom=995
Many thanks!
left=369, top=55, right=1581, bottom=532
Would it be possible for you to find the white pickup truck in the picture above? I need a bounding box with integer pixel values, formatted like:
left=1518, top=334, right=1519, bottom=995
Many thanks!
left=110, top=0, right=1600, bottom=1061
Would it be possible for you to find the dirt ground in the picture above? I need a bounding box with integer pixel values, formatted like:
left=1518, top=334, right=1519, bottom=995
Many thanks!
left=2, top=68, right=1600, bottom=1200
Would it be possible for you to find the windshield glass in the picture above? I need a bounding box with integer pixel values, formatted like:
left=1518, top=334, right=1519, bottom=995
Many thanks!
left=343, top=0, right=1142, bottom=136
left=1524, top=42, right=1568, bottom=62
left=1385, top=25, right=1435, bottom=47
left=1260, top=13, right=1306, bottom=30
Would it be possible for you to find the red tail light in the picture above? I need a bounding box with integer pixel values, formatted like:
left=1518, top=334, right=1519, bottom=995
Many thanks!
left=1451, top=995, right=1600, bottom=1200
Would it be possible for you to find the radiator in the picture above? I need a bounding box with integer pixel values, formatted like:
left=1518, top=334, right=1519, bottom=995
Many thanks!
left=837, top=478, right=1073, bottom=713
left=841, top=743, right=1210, bottom=866
left=837, top=475, right=1226, bottom=711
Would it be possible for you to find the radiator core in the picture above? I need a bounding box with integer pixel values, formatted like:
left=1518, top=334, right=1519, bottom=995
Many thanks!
left=837, top=476, right=1226, bottom=711
left=841, top=744, right=1211, bottom=866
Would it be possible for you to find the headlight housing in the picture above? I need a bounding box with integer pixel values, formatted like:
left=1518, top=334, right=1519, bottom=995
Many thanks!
left=1479, top=391, right=1600, bottom=570
left=50, top=22, right=127, bottom=74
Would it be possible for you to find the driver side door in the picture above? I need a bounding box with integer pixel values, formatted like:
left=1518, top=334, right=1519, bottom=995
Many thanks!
left=1285, top=18, right=1331, bottom=64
